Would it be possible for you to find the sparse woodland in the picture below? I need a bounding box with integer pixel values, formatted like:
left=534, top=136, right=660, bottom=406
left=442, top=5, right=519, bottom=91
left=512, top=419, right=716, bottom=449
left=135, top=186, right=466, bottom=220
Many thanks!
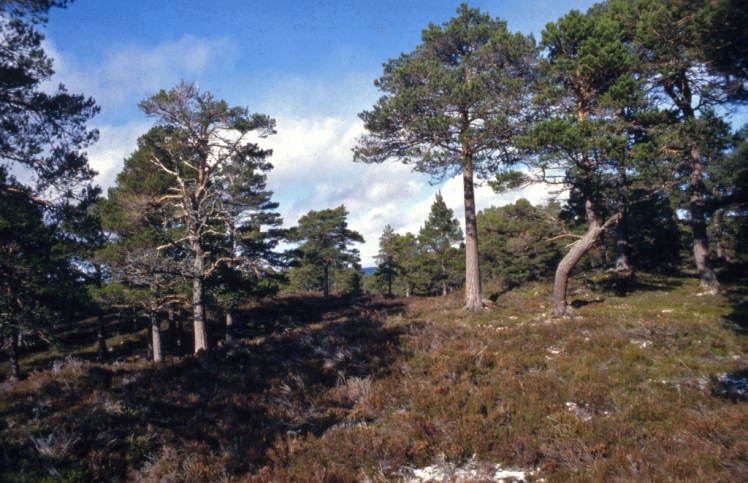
left=1, top=0, right=747, bottom=481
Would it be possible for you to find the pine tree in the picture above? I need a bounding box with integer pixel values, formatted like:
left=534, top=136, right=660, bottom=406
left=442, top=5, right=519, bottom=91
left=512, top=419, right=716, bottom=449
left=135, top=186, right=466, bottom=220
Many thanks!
left=0, top=0, right=98, bottom=202
left=418, top=192, right=464, bottom=296
left=207, top=139, right=284, bottom=341
left=391, top=232, right=422, bottom=297
left=355, top=3, right=536, bottom=310
left=509, top=7, right=653, bottom=315
left=136, top=81, right=276, bottom=353
left=290, top=205, right=364, bottom=299
left=374, top=225, right=398, bottom=296
left=0, top=1, right=99, bottom=376
left=478, top=199, right=562, bottom=285
left=0, top=168, right=76, bottom=379
left=619, top=0, right=744, bottom=286
left=100, top=127, right=184, bottom=362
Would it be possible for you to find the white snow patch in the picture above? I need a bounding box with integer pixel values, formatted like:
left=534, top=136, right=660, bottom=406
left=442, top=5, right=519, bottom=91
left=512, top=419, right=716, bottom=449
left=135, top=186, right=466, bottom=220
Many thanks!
left=404, top=458, right=537, bottom=482
left=565, top=402, right=593, bottom=421
left=631, top=339, right=651, bottom=349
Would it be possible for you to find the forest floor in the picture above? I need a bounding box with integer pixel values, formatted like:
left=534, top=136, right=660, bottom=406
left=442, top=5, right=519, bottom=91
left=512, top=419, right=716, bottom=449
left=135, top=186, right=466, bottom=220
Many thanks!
left=1, top=266, right=747, bottom=481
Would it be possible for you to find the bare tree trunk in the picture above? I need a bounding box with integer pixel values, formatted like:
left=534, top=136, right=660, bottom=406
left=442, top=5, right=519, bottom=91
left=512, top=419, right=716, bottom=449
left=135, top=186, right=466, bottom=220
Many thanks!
left=323, top=264, right=330, bottom=299
left=9, top=326, right=20, bottom=381
left=191, top=240, right=209, bottom=353
left=689, top=144, right=718, bottom=286
left=176, top=318, right=184, bottom=356
left=167, top=307, right=177, bottom=347
left=714, top=209, right=725, bottom=261
left=225, top=309, right=234, bottom=342
left=192, top=275, right=208, bottom=353
left=554, top=200, right=605, bottom=316
left=96, top=308, right=107, bottom=361
left=463, top=161, right=482, bottom=311
left=150, top=292, right=163, bottom=362
left=615, top=165, right=631, bottom=271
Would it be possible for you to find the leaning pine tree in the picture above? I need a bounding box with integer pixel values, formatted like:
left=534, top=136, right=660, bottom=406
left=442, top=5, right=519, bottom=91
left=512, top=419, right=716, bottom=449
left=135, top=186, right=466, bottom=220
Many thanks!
left=354, top=3, right=536, bottom=310
left=499, top=7, right=653, bottom=315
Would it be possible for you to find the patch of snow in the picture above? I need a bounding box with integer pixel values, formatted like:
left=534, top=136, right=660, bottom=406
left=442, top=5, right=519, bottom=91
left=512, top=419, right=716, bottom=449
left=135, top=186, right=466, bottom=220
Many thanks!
left=404, top=458, right=538, bottom=482
left=565, top=402, right=593, bottom=421
left=631, top=339, right=651, bottom=349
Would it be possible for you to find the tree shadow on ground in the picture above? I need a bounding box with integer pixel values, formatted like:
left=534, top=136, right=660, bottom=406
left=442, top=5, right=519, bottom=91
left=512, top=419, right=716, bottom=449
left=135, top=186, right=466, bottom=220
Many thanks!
left=570, top=298, right=606, bottom=309
left=711, top=366, right=748, bottom=403
left=716, top=262, right=748, bottom=334
left=0, top=294, right=414, bottom=481
left=234, top=293, right=407, bottom=338
left=582, top=271, right=684, bottom=297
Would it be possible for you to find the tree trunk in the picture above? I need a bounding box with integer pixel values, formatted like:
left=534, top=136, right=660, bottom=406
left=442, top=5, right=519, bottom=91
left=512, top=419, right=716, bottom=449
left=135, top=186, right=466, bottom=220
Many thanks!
left=190, top=238, right=209, bottom=353
left=151, top=293, right=163, bottom=363
left=689, top=143, right=718, bottom=286
left=554, top=199, right=604, bottom=316
left=176, top=318, right=184, bottom=356
left=168, top=307, right=177, bottom=347
left=462, top=161, right=482, bottom=311
left=9, top=326, right=20, bottom=381
left=615, top=164, right=631, bottom=271
left=663, top=82, right=718, bottom=286
left=714, top=209, right=725, bottom=261
left=225, top=309, right=234, bottom=342
left=323, top=264, right=330, bottom=299
left=96, top=308, right=107, bottom=361
left=598, top=231, right=608, bottom=270
left=193, top=275, right=208, bottom=353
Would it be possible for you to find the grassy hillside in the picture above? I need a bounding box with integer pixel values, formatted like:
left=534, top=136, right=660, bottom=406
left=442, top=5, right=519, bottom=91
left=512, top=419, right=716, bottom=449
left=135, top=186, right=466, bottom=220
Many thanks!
left=1, top=268, right=746, bottom=481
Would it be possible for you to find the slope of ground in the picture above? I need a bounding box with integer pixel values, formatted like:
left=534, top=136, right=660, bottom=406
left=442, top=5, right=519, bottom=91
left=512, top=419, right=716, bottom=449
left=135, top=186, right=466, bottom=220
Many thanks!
left=1, top=268, right=746, bottom=481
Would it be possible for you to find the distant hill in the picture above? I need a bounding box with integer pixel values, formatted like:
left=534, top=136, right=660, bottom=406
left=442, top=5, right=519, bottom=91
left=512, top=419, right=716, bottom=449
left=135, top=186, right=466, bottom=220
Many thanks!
left=362, top=267, right=376, bottom=275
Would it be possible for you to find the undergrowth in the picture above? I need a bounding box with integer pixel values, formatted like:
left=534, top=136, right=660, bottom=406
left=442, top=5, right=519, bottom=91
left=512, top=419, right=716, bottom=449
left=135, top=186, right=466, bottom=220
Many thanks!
left=1, top=268, right=746, bottom=481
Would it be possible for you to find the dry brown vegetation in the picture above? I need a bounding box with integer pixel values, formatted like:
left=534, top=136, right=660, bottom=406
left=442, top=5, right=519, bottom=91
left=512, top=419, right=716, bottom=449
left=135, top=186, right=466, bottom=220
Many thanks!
left=1, top=267, right=747, bottom=481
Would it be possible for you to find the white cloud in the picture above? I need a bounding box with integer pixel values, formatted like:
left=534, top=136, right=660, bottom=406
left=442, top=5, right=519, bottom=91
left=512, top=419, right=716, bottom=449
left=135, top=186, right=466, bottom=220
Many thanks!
left=41, top=34, right=556, bottom=267
left=39, top=35, right=235, bottom=192
left=43, top=35, right=235, bottom=113
left=261, top=113, right=556, bottom=266
left=86, top=120, right=153, bottom=190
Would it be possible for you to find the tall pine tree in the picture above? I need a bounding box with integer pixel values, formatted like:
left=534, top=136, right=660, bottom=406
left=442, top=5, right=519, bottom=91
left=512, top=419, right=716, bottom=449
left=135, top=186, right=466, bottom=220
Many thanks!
left=355, top=3, right=536, bottom=310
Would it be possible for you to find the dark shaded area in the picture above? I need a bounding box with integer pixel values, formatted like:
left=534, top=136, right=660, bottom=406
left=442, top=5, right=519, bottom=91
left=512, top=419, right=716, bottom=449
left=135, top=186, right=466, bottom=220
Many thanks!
left=581, top=271, right=684, bottom=297
left=719, top=262, right=748, bottom=334
left=0, top=294, right=410, bottom=481
left=570, top=298, right=605, bottom=309
left=711, top=367, right=748, bottom=402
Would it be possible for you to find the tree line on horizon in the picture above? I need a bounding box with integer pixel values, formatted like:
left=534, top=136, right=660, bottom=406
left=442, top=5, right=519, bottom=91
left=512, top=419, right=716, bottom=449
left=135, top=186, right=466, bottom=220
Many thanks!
left=1, top=0, right=747, bottom=378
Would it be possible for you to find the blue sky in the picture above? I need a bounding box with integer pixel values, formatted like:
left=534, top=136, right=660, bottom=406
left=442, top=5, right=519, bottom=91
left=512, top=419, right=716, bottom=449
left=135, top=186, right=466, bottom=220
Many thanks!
left=41, top=0, right=602, bottom=265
